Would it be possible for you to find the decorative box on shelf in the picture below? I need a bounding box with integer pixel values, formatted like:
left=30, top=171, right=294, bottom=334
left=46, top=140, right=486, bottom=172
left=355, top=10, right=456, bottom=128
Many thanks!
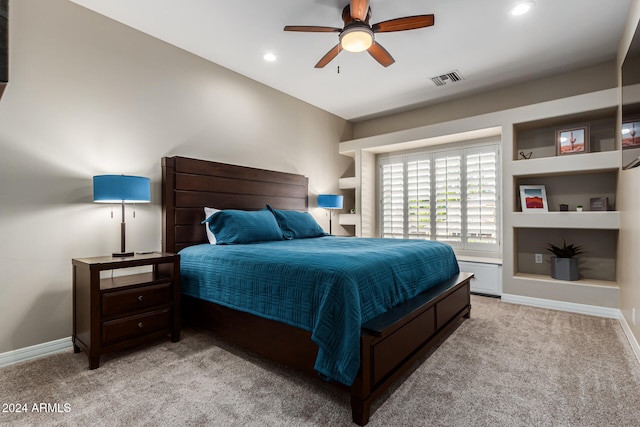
left=589, top=197, right=610, bottom=211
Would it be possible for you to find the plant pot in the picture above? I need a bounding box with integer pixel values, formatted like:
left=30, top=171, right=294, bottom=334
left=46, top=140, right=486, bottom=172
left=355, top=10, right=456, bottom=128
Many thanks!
left=551, top=256, right=579, bottom=281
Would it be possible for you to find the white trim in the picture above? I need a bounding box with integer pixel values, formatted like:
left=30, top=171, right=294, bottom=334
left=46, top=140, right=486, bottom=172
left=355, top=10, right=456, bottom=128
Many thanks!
left=501, top=293, right=619, bottom=318
left=619, top=313, right=640, bottom=365
left=0, top=337, right=73, bottom=368
left=456, top=255, right=502, bottom=265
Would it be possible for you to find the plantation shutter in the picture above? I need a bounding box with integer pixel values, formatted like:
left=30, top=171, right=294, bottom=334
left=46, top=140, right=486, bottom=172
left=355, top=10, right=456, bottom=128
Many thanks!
left=434, top=151, right=462, bottom=246
left=380, top=159, right=405, bottom=238
left=406, top=155, right=431, bottom=239
left=378, top=142, right=499, bottom=253
left=465, top=146, right=499, bottom=250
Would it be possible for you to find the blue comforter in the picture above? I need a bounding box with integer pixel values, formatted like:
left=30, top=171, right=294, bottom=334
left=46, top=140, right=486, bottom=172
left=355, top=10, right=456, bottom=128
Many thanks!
left=179, top=236, right=459, bottom=386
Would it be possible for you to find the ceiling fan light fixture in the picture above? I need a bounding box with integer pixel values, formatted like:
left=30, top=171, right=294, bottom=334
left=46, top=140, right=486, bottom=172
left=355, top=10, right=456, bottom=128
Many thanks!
left=340, top=26, right=374, bottom=53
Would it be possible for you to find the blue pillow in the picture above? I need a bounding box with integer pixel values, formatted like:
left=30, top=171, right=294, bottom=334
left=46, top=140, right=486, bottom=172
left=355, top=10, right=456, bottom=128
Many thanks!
left=202, top=209, right=284, bottom=244
left=266, top=204, right=327, bottom=239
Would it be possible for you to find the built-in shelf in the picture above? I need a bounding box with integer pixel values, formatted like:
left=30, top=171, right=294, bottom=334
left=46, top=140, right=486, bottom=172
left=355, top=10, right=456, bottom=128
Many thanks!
left=337, top=176, right=359, bottom=236
left=339, top=177, right=357, bottom=189
left=513, top=107, right=617, bottom=161
left=339, top=213, right=358, bottom=226
left=511, top=150, right=620, bottom=177
left=511, top=211, right=620, bottom=230
left=509, top=100, right=621, bottom=309
left=513, top=272, right=618, bottom=289
left=508, top=272, right=619, bottom=309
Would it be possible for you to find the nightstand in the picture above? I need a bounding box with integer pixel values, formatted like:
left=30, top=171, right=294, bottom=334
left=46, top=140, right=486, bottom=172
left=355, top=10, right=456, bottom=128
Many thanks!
left=72, top=252, right=180, bottom=369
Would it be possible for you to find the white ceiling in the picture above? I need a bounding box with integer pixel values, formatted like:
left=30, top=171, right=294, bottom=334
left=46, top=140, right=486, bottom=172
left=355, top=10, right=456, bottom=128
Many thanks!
left=69, top=0, right=631, bottom=121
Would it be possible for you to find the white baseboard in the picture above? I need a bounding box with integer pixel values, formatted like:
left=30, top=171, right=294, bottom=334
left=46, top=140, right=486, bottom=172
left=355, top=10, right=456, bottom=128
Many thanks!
left=619, top=313, right=640, bottom=365
left=0, top=337, right=73, bottom=368
left=501, top=293, right=620, bottom=318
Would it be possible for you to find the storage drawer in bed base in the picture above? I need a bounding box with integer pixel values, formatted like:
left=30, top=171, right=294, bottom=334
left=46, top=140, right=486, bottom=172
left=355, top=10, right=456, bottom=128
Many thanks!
left=436, top=284, right=470, bottom=329
left=363, top=275, right=471, bottom=388
left=372, top=306, right=435, bottom=384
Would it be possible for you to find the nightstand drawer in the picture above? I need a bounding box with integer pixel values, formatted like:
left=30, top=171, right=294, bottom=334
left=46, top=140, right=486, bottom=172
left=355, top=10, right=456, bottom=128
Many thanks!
left=102, top=283, right=171, bottom=318
left=102, top=308, right=172, bottom=345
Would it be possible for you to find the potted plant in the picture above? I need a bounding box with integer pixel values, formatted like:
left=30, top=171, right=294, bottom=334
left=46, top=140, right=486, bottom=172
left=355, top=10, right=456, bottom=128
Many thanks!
left=576, top=205, right=583, bottom=212
left=546, top=239, right=583, bottom=281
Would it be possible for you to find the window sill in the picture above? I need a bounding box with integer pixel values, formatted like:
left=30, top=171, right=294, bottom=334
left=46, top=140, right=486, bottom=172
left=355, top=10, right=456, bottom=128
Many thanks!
left=456, top=254, right=502, bottom=265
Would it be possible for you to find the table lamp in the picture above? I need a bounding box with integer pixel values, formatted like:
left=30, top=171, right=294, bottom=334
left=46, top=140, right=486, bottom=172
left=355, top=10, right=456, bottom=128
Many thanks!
left=93, top=175, right=150, bottom=257
left=317, top=194, right=343, bottom=235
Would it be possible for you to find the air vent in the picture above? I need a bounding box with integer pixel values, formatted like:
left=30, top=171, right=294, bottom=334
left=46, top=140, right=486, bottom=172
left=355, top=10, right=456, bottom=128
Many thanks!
left=430, top=70, right=464, bottom=87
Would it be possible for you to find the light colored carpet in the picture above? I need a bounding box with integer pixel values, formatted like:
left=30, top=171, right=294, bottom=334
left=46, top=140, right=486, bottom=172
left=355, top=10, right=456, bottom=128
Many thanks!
left=2, top=296, right=640, bottom=426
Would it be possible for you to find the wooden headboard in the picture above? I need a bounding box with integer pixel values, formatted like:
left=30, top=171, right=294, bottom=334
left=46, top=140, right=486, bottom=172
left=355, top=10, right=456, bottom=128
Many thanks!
left=162, top=156, right=309, bottom=253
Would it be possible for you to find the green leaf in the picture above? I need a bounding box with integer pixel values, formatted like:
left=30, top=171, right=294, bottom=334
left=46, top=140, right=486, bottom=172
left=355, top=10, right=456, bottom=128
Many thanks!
left=545, top=238, right=584, bottom=258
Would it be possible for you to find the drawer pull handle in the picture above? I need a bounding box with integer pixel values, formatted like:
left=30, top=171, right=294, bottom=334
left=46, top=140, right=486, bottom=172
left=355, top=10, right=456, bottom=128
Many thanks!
left=137, top=322, right=144, bottom=328
left=138, top=295, right=144, bottom=302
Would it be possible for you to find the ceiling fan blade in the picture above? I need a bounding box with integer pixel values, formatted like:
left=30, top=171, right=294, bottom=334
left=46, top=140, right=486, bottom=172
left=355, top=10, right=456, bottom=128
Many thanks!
left=284, top=25, right=342, bottom=33
left=315, top=44, right=342, bottom=68
left=367, top=42, right=395, bottom=67
left=372, top=14, right=435, bottom=33
left=350, top=0, right=370, bottom=21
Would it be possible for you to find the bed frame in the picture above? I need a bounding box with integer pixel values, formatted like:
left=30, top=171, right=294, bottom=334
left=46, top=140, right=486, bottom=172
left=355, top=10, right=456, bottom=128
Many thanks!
left=162, top=156, right=472, bottom=425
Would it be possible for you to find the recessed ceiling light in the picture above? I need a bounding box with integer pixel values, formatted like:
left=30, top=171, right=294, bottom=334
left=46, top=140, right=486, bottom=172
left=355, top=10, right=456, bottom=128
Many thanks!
left=510, top=1, right=534, bottom=16
left=263, top=52, right=277, bottom=62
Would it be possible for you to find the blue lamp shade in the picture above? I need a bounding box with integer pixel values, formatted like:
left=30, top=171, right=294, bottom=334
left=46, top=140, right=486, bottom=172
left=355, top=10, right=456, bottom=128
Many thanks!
left=93, top=175, right=150, bottom=203
left=317, top=194, right=343, bottom=209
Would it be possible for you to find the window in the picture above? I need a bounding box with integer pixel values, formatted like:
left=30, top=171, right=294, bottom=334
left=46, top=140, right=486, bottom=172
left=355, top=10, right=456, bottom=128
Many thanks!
left=379, top=144, right=499, bottom=252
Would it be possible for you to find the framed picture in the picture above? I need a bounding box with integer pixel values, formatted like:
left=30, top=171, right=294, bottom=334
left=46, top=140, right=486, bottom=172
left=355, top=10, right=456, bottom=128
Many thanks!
left=622, top=121, right=640, bottom=148
left=556, top=126, right=589, bottom=155
left=519, top=185, right=548, bottom=213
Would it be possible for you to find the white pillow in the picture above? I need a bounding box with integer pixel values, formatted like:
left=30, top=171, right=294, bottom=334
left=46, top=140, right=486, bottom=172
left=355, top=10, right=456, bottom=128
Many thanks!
left=204, top=207, right=220, bottom=244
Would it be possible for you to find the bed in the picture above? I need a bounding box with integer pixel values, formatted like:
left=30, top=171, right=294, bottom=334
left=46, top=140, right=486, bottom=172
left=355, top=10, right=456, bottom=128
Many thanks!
left=162, top=156, right=472, bottom=425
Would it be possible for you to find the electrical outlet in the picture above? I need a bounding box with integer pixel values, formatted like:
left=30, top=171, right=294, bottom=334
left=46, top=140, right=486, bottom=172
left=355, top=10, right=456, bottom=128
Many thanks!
left=633, top=308, right=636, bottom=326
left=535, top=253, right=543, bottom=264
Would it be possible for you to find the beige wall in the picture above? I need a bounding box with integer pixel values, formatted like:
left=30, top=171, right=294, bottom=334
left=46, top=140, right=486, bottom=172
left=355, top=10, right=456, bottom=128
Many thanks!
left=0, top=0, right=351, bottom=353
left=617, top=0, right=640, bottom=347
left=353, top=61, right=616, bottom=139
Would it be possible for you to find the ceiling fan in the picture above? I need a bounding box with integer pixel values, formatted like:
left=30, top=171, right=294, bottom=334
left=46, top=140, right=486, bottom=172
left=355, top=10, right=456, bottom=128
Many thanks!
left=283, top=0, right=434, bottom=68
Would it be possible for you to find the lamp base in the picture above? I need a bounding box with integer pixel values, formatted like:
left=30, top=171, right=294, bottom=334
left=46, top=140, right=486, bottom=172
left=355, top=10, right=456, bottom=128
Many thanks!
left=112, top=251, right=134, bottom=258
